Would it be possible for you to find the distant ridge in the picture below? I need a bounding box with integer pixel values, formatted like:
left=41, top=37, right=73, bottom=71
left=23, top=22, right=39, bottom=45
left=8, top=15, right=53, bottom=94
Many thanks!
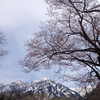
left=0, top=78, right=81, bottom=99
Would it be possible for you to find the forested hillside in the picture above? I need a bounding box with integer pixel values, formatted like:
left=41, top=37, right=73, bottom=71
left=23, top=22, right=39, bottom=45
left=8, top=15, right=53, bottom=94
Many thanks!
left=0, top=91, right=77, bottom=100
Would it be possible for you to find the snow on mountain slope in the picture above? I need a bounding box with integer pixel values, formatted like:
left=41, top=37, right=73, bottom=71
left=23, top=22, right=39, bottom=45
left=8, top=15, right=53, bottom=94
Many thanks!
left=70, top=86, right=93, bottom=97
left=0, top=78, right=81, bottom=99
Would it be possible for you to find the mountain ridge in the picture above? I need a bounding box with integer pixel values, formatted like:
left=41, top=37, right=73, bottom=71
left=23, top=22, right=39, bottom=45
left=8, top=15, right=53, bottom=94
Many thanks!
left=0, top=78, right=81, bottom=99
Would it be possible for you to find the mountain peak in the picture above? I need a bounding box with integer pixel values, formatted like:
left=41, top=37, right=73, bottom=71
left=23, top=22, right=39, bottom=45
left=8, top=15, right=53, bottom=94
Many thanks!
left=16, top=80, right=22, bottom=85
left=42, top=77, right=50, bottom=80
left=33, top=78, right=50, bottom=83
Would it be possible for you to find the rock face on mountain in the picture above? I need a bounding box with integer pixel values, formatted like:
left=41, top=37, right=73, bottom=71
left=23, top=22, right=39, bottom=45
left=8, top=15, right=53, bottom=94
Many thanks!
left=0, top=78, right=81, bottom=99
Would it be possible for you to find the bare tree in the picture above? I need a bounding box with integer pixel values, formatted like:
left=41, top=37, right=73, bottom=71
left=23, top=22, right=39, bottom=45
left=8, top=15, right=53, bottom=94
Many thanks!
left=20, top=0, right=100, bottom=86
left=0, top=32, right=8, bottom=61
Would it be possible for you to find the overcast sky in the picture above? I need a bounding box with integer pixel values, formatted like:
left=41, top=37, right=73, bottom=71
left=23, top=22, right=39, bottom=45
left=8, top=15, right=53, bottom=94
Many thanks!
left=0, top=0, right=100, bottom=88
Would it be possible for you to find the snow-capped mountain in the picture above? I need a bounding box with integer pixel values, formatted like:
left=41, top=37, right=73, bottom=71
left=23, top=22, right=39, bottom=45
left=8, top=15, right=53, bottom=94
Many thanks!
left=0, top=78, right=81, bottom=99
